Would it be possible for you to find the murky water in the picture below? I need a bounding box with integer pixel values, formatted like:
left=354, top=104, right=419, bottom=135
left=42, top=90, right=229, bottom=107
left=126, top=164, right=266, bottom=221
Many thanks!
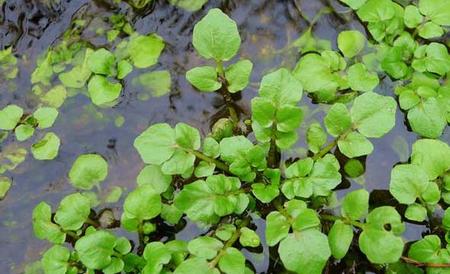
left=0, top=0, right=448, bottom=273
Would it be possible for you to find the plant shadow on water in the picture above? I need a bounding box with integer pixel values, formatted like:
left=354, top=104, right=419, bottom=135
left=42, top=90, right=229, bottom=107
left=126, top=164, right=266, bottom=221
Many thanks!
left=0, top=0, right=448, bottom=273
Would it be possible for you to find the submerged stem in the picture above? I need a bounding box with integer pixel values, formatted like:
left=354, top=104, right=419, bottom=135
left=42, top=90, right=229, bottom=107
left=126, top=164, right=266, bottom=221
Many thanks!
left=268, top=123, right=279, bottom=168
left=216, top=60, right=239, bottom=126
left=208, top=218, right=250, bottom=268
left=188, top=149, right=230, bottom=173
left=320, top=214, right=365, bottom=229
left=312, top=138, right=338, bottom=160
left=401, top=256, right=450, bottom=268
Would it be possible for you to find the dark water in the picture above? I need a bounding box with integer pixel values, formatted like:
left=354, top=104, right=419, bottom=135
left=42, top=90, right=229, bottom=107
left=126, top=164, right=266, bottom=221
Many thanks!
left=0, top=0, right=447, bottom=273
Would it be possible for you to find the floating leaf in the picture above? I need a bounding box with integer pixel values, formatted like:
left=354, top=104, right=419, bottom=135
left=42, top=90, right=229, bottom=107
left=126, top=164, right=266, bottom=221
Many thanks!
left=0, top=105, right=23, bottom=130
left=54, top=193, right=91, bottom=231
left=33, top=107, right=59, bottom=129
left=31, top=132, right=60, bottom=160
left=87, top=75, right=122, bottom=106
left=337, top=30, right=366, bottom=58
left=68, top=154, right=108, bottom=190
left=127, top=34, right=165, bottom=68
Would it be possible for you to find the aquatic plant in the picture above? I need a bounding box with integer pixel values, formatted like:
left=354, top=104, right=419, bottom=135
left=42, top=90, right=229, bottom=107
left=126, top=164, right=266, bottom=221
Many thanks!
left=10, top=2, right=450, bottom=273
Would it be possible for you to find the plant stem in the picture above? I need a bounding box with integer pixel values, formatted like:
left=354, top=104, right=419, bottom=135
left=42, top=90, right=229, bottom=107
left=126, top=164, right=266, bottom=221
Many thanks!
left=137, top=222, right=145, bottom=251
left=320, top=214, right=365, bottom=229
left=401, top=256, right=450, bottom=268
left=208, top=218, right=250, bottom=268
left=187, top=149, right=230, bottom=173
left=312, top=137, right=338, bottom=160
left=65, top=230, right=80, bottom=240
left=216, top=60, right=239, bottom=126
left=85, top=217, right=100, bottom=227
left=268, top=123, right=279, bottom=168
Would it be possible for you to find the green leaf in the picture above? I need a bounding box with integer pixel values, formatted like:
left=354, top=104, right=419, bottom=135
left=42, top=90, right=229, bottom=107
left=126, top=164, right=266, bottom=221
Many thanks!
left=359, top=227, right=404, bottom=264
left=68, top=154, right=108, bottom=190
left=337, top=30, right=366, bottom=58
left=0, top=105, right=23, bottom=130
left=418, top=0, right=450, bottom=26
left=175, top=122, right=201, bottom=150
left=219, top=247, right=245, bottom=274
left=399, top=89, right=420, bottom=110
left=161, top=204, right=183, bottom=225
left=359, top=206, right=405, bottom=264
left=15, top=124, right=34, bottom=141
left=32, top=202, right=65, bottom=244
left=259, top=68, right=303, bottom=106
left=389, top=164, right=429, bottom=204
left=127, top=34, right=165, bottom=68
left=123, top=184, right=161, bottom=222
left=412, top=43, right=450, bottom=76
left=251, top=97, right=276, bottom=128
left=306, top=122, right=327, bottom=154
left=202, top=137, right=220, bottom=158
left=276, top=104, right=303, bottom=132
left=344, top=159, right=365, bottom=178
left=219, top=136, right=253, bottom=163
left=75, top=230, right=117, bottom=270
left=33, top=107, right=59, bottom=129
left=265, top=211, right=290, bottom=246
left=443, top=208, right=450, bottom=230
left=137, top=165, right=172, bottom=193
left=239, top=227, right=260, bottom=247
left=418, top=22, right=444, bottom=39
left=54, top=193, right=90, bottom=231
left=174, top=175, right=248, bottom=224
left=293, top=53, right=341, bottom=102
left=87, top=75, right=122, bottom=106
left=407, top=98, right=447, bottom=138
left=347, top=63, right=379, bottom=92
left=292, top=208, right=320, bottom=232
left=117, top=60, right=133, bottom=79
left=31, top=132, right=60, bottom=160
left=328, top=220, right=353, bottom=259
left=404, top=5, right=423, bottom=28
left=143, top=242, right=171, bottom=273
left=338, top=131, right=374, bottom=158
left=278, top=230, right=331, bottom=274
left=411, top=139, right=450, bottom=180
left=0, top=177, right=11, bottom=200
left=42, top=245, right=71, bottom=274
left=215, top=224, right=236, bottom=241
left=408, top=235, right=450, bottom=267
left=341, top=189, right=369, bottom=220
left=188, top=236, right=223, bottom=259
left=134, top=123, right=176, bottom=165
left=186, top=66, right=221, bottom=92
left=41, top=85, right=67, bottom=108
left=88, top=48, right=116, bottom=76
left=192, top=8, right=241, bottom=61
left=225, top=59, right=253, bottom=93
left=324, top=103, right=351, bottom=137
left=405, top=203, right=427, bottom=222
left=351, top=92, right=397, bottom=138
left=161, top=149, right=195, bottom=175
left=251, top=183, right=279, bottom=203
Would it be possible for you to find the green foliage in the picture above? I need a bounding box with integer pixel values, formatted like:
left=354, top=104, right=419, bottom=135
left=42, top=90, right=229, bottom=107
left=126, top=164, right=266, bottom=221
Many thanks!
left=27, top=3, right=450, bottom=274
left=68, top=154, right=109, bottom=190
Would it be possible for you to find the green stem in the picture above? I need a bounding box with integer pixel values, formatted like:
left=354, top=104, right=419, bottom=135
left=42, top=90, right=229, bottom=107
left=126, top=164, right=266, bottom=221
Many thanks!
left=187, top=149, right=230, bottom=173
left=137, top=222, right=145, bottom=250
left=216, top=60, right=239, bottom=126
left=312, top=138, right=338, bottom=160
left=272, top=198, right=294, bottom=223
left=85, top=217, right=100, bottom=227
left=64, top=230, right=80, bottom=240
left=268, top=123, right=279, bottom=168
left=320, top=214, right=365, bottom=229
left=208, top=218, right=250, bottom=268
